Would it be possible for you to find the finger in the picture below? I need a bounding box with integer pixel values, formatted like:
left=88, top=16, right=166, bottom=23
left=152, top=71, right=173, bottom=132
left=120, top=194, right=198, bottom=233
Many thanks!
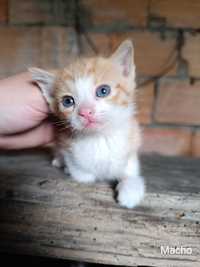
left=0, top=72, right=50, bottom=135
left=0, top=122, right=55, bottom=150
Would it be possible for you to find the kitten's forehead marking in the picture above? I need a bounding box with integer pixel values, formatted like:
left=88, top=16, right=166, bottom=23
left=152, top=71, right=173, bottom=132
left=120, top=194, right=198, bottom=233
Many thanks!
left=74, top=75, right=95, bottom=103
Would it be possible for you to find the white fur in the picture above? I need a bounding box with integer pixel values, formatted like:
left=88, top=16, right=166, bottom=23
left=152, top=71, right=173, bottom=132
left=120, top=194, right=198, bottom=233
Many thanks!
left=74, top=76, right=95, bottom=103
left=63, top=128, right=129, bottom=181
left=55, top=118, right=145, bottom=209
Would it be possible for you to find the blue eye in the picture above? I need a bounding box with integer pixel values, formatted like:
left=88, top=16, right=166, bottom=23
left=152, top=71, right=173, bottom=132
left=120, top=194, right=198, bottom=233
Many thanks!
left=62, top=95, right=75, bottom=108
left=96, top=85, right=111, bottom=98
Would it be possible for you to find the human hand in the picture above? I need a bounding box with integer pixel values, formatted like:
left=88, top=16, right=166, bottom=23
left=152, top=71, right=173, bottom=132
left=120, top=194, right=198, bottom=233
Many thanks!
left=0, top=72, right=54, bottom=149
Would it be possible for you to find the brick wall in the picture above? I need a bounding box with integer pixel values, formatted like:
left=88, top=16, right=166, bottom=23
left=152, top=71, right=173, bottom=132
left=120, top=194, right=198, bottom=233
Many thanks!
left=1, top=0, right=200, bottom=157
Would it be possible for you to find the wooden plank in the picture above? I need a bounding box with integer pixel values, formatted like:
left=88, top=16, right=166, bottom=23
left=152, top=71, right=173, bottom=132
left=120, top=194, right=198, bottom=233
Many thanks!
left=0, top=150, right=199, bottom=267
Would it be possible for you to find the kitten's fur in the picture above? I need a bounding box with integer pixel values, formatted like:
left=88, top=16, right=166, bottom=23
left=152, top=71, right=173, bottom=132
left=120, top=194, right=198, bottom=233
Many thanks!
left=30, top=40, right=145, bottom=208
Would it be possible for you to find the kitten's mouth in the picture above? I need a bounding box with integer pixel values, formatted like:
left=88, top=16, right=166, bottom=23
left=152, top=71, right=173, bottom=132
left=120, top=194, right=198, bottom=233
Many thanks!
left=82, top=118, right=102, bottom=130
left=84, top=121, right=98, bottom=129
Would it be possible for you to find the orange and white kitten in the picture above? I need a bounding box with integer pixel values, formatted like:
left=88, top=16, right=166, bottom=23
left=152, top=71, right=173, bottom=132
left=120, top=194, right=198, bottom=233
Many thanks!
left=30, top=40, right=145, bottom=208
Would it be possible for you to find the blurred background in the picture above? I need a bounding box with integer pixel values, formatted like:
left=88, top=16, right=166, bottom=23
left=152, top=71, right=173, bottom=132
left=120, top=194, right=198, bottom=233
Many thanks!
left=1, top=0, right=200, bottom=158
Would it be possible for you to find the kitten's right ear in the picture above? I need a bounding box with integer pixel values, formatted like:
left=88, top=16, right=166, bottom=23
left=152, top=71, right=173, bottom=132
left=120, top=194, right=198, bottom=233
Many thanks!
left=29, top=67, right=56, bottom=110
left=110, top=39, right=134, bottom=78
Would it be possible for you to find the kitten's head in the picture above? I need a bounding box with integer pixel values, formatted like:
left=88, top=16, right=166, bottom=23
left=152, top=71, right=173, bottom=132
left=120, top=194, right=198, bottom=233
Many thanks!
left=30, top=40, right=136, bottom=134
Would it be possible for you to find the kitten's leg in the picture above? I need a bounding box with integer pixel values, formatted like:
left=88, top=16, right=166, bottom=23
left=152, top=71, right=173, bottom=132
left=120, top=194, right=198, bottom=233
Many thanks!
left=65, top=158, right=95, bottom=183
left=69, top=168, right=95, bottom=183
left=52, top=150, right=65, bottom=168
left=117, top=155, right=145, bottom=209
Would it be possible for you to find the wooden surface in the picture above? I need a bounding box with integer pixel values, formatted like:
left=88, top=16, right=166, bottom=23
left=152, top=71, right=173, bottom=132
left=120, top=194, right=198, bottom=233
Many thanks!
left=0, top=149, right=199, bottom=267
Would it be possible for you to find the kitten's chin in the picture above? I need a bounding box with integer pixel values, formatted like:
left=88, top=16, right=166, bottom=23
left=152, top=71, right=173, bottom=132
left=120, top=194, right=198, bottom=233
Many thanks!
left=72, top=120, right=105, bottom=134
left=82, top=122, right=103, bottom=133
left=84, top=120, right=100, bottom=129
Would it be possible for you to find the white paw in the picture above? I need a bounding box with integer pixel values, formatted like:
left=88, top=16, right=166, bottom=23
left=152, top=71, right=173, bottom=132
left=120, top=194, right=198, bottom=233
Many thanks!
left=52, top=157, right=63, bottom=168
left=66, top=161, right=96, bottom=183
left=117, top=176, right=145, bottom=209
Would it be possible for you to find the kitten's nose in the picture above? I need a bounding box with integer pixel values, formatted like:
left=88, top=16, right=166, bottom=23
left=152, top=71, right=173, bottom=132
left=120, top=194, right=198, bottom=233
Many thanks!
left=78, top=107, right=94, bottom=120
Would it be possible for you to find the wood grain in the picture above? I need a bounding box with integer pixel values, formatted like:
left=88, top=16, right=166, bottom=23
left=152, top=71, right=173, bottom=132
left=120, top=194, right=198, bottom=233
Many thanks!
left=0, top=149, right=199, bottom=267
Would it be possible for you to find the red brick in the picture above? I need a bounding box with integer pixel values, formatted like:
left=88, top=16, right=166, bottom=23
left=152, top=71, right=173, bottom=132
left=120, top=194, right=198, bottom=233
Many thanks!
left=141, top=127, right=192, bottom=156
left=192, top=131, right=200, bottom=157
left=80, top=33, right=112, bottom=57
left=0, top=0, right=7, bottom=23
left=155, top=79, right=200, bottom=125
left=0, top=27, right=78, bottom=78
left=9, top=0, right=75, bottom=25
left=81, top=31, right=177, bottom=76
left=81, top=0, right=148, bottom=27
left=182, top=33, right=200, bottom=77
left=136, top=81, right=155, bottom=124
left=150, top=0, right=200, bottom=28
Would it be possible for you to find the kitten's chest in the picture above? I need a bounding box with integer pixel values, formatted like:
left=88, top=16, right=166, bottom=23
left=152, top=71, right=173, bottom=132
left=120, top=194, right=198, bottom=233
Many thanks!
left=69, top=133, right=128, bottom=178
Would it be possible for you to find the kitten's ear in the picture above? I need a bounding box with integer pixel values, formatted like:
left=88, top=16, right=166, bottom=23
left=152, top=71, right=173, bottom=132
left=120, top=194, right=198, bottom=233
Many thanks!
left=110, top=40, right=134, bottom=77
left=29, top=67, right=56, bottom=110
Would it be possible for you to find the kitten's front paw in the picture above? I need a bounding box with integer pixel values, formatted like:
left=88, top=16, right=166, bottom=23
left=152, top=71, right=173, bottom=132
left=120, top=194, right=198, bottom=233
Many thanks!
left=52, top=157, right=64, bottom=168
left=117, top=176, right=145, bottom=209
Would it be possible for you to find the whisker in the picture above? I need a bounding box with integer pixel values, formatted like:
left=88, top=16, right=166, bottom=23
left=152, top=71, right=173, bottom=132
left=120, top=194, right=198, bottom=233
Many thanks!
left=51, top=119, right=66, bottom=124
left=56, top=123, right=66, bottom=127
left=50, top=119, right=69, bottom=127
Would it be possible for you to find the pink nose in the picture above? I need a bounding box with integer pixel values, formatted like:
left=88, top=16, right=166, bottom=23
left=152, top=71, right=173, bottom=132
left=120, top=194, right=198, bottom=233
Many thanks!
left=78, top=107, right=94, bottom=120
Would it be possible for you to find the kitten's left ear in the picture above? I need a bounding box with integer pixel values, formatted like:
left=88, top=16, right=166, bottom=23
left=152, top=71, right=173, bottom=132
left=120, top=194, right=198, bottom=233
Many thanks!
left=110, top=39, right=134, bottom=77
left=29, top=67, right=56, bottom=111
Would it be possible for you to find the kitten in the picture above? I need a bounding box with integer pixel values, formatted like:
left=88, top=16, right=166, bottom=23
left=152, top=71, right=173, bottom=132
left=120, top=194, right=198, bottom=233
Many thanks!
left=29, top=40, right=145, bottom=208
